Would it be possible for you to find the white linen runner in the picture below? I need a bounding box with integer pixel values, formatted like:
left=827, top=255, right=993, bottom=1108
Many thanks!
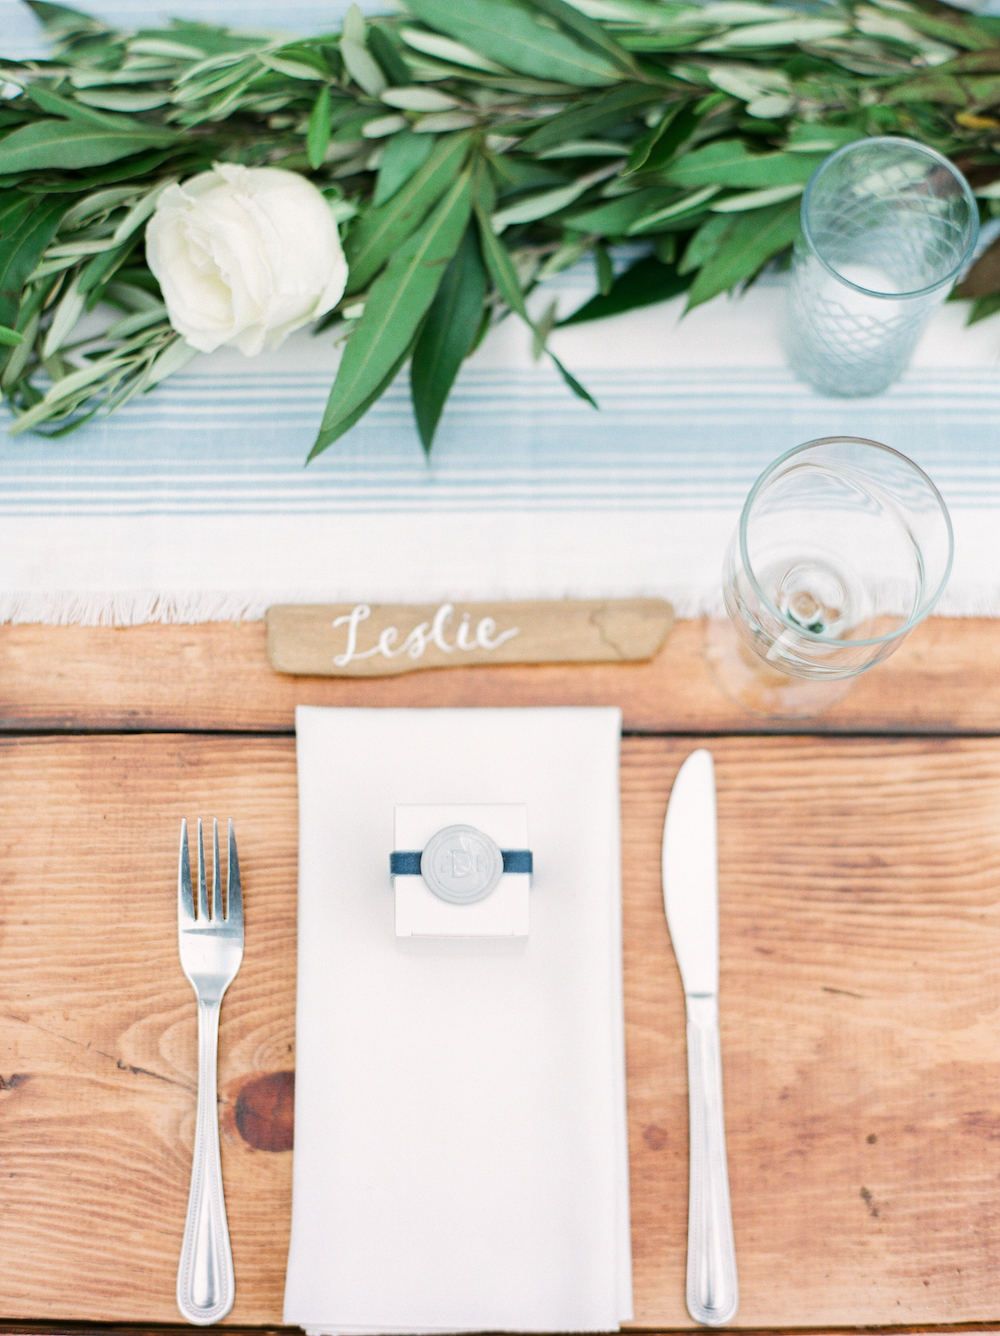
left=285, top=705, right=632, bottom=1335
left=4, top=0, right=1000, bottom=622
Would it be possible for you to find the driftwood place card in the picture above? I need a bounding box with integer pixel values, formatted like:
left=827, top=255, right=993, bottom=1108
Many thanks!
left=266, top=599, right=674, bottom=677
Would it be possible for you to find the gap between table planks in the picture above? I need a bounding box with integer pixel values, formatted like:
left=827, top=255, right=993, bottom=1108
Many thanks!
left=0, top=616, right=997, bottom=734
left=0, top=734, right=999, bottom=1329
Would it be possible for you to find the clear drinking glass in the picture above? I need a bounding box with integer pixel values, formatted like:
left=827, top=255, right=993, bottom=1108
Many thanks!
left=703, top=437, right=953, bottom=718
left=786, top=137, right=978, bottom=397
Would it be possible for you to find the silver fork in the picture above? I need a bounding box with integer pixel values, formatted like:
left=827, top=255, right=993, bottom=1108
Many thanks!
left=176, top=818, right=244, bottom=1326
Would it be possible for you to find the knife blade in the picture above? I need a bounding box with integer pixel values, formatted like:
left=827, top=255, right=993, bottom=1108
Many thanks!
left=663, top=749, right=738, bottom=1327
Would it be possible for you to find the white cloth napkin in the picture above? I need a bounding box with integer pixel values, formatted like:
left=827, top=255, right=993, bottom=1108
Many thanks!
left=284, top=706, right=633, bottom=1335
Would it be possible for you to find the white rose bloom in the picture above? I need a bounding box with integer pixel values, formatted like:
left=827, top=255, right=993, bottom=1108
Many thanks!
left=145, top=163, right=349, bottom=356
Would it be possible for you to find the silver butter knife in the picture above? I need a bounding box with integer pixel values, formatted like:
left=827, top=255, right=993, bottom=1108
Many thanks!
left=663, top=749, right=739, bottom=1327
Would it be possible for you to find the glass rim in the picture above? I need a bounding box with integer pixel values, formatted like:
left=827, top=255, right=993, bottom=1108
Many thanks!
left=800, top=135, right=979, bottom=300
left=738, top=436, right=954, bottom=649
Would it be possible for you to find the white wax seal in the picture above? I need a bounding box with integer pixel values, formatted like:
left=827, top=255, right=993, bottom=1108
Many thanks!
left=420, top=825, right=504, bottom=905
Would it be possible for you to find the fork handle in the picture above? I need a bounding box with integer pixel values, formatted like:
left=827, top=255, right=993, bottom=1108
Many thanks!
left=177, top=999, right=235, bottom=1326
left=685, top=993, right=739, bottom=1327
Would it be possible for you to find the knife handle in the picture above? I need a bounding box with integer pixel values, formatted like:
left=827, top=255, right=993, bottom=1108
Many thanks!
left=684, top=993, right=739, bottom=1327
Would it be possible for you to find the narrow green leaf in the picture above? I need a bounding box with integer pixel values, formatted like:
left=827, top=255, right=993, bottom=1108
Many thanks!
left=709, top=182, right=803, bottom=212
left=312, top=338, right=415, bottom=453
left=565, top=183, right=677, bottom=234
left=625, top=110, right=671, bottom=176
left=405, top=0, right=621, bottom=86
left=26, top=1, right=111, bottom=38
left=560, top=252, right=693, bottom=324
left=110, top=179, right=174, bottom=245
left=678, top=211, right=731, bottom=274
left=79, top=236, right=135, bottom=296
left=311, top=168, right=474, bottom=459
left=548, top=348, right=597, bottom=407
left=61, top=186, right=142, bottom=230
left=693, top=5, right=794, bottom=23
left=344, top=130, right=472, bottom=293
left=24, top=85, right=174, bottom=136
left=127, top=37, right=206, bottom=58
left=0, top=310, right=38, bottom=388
left=0, top=324, right=23, bottom=346
left=368, top=23, right=414, bottom=85
left=785, top=123, right=863, bottom=154
left=0, top=194, right=67, bottom=329
left=343, top=4, right=366, bottom=44
left=260, top=54, right=326, bottom=80
left=341, top=37, right=388, bottom=96
left=474, top=198, right=529, bottom=319
left=373, top=129, right=436, bottom=206
left=410, top=221, right=487, bottom=451
left=0, top=120, right=177, bottom=174
left=412, top=111, right=477, bottom=133
left=492, top=163, right=616, bottom=230
left=0, top=193, right=39, bottom=273
left=700, top=17, right=848, bottom=48
left=524, top=0, right=640, bottom=77
left=686, top=196, right=799, bottom=308
left=629, top=186, right=719, bottom=230
left=7, top=354, right=127, bottom=435
left=967, top=293, right=1000, bottom=326
left=103, top=305, right=168, bottom=339
left=14, top=148, right=180, bottom=192
left=518, top=82, right=663, bottom=153
left=625, top=98, right=702, bottom=174
left=532, top=296, right=557, bottom=359
left=595, top=241, right=614, bottom=295
left=42, top=273, right=85, bottom=356
left=307, top=85, right=333, bottom=170
left=71, top=88, right=172, bottom=112
left=382, top=87, right=460, bottom=111
left=664, top=140, right=826, bottom=189
left=536, top=140, right=630, bottom=159
left=399, top=25, right=508, bottom=73
left=145, top=335, right=198, bottom=386
left=961, top=289, right=1000, bottom=323
left=485, top=153, right=566, bottom=194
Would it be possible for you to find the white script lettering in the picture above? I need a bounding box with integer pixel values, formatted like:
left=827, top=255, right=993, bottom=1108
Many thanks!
left=332, top=602, right=521, bottom=667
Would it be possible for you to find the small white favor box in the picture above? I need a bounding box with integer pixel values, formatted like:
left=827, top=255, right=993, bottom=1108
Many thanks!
left=394, top=803, right=530, bottom=938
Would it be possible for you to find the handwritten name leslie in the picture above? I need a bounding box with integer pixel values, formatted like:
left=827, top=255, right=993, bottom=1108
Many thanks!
left=332, top=603, right=521, bottom=667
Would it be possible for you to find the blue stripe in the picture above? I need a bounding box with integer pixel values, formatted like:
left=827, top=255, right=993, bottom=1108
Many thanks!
left=0, top=366, right=998, bottom=516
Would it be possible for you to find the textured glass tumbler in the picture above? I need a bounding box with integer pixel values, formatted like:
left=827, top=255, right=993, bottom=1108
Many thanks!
left=786, top=137, right=978, bottom=397
left=704, top=437, right=953, bottom=718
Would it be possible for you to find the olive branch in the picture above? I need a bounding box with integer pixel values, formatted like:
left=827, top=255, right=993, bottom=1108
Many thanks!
left=2, top=0, right=1000, bottom=458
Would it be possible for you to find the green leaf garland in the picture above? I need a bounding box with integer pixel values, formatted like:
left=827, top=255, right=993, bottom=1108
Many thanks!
left=0, top=0, right=998, bottom=455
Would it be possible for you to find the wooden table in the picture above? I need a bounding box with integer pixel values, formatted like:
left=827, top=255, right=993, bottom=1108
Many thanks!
left=2, top=616, right=1000, bottom=1335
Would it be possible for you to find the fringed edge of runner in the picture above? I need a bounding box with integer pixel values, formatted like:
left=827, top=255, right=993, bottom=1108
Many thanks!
left=0, top=584, right=994, bottom=626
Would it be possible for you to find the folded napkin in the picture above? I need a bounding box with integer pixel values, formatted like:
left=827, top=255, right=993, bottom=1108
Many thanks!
left=285, top=706, right=632, bottom=1335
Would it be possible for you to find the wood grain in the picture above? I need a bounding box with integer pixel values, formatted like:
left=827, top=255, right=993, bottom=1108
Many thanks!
left=0, top=615, right=997, bottom=734
left=1, top=734, right=999, bottom=1326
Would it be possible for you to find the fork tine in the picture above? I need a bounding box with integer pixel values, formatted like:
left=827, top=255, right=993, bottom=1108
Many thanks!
left=227, top=819, right=243, bottom=928
left=178, top=819, right=194, bottom=922
left=197, top=817, right=209, bottom=921
left=212, top=817, right=223, bottom=922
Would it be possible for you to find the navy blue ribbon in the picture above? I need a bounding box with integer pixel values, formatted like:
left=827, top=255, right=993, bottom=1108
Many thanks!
left=391, top=850, right=533, bottom=876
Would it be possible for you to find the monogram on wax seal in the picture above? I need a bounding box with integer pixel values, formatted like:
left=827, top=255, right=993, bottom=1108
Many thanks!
left=420, top=826, right=505, bottom=905
left=266, top=598, right=674, bottom=677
